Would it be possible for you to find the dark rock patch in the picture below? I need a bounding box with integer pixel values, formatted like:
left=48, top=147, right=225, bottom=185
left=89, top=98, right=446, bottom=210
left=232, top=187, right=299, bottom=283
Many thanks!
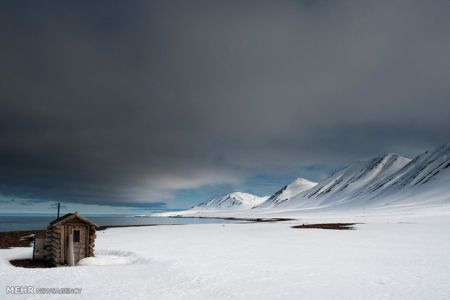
left=291, top=223, right=359, bottom=230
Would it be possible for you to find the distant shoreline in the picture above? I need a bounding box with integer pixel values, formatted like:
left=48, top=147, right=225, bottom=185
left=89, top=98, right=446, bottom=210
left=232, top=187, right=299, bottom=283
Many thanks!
left=0, top=217, right=298, bottom=249
left=0, top=229, right=45, bottom=249
left=168, top=215, right=297, bottom=222
left=0, top=223, right=178, bottom=249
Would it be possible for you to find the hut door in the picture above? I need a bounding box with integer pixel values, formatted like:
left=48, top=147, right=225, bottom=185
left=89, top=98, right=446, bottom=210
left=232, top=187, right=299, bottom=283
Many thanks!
left=66, top=225, right=87, bottom=264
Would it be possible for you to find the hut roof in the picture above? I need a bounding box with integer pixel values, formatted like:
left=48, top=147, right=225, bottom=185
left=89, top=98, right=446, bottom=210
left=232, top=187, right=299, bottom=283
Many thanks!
left=49, top=212, right=97, bottom=227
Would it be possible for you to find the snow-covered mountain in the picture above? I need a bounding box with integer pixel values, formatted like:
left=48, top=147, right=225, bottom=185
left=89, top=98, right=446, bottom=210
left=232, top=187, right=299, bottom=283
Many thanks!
left=172, top=143, right=450, bottom=215
left=360, top=143, right=450, bottom=206
left=255, top=178, right=317, bottom=208
left=192, top=192, right=268, bottom=210
left=274, top=144, right=450, bottom=210
left=276, top=153, right=411, bottom=209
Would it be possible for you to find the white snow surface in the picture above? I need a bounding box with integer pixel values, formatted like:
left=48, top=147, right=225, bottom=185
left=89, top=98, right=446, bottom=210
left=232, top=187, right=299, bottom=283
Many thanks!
left=2, top=210, right=450, bottom=300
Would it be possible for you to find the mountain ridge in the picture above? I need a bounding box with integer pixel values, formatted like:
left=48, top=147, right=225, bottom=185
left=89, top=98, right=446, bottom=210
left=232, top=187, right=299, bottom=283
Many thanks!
left=192, top=192, right=268, bottom=210
left=255, top=178, right=317, bottom=209
left=181, top=143, right=450, bottom=214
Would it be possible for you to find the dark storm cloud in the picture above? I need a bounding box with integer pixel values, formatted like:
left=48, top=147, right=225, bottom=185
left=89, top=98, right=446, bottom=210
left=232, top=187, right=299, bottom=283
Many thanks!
left=1, top=0, right=450, bottom=206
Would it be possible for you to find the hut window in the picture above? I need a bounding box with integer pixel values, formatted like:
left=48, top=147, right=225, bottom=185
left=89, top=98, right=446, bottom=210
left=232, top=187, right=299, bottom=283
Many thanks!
left=73, top=230, right=80, bottom=242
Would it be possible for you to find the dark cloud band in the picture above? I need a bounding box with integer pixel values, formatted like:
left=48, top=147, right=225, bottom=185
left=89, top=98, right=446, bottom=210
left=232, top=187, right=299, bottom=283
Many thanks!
left=1, top=0, right=449, bottom=207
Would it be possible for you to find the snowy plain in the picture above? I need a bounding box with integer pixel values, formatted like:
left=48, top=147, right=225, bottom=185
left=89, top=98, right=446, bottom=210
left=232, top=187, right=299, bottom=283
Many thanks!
left=2, top=208, right=450, bottom=300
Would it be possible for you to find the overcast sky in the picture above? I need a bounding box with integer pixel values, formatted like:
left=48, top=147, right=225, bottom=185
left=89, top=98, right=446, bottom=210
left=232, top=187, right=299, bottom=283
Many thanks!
left=1, top=0, right=450, bottom=212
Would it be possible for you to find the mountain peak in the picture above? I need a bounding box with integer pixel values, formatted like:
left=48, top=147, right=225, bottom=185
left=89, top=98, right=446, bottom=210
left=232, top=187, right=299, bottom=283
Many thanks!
left=379, top=153, right=401, bottom=160
left=226, top=192, right=254, bottom=198
left=254, top=177, right=317, bottom=209
left=191, top=143, right=450, bottom=213
left=291, top=178, right=316, bottom=184
left=193, top=192, right=267, bottom=210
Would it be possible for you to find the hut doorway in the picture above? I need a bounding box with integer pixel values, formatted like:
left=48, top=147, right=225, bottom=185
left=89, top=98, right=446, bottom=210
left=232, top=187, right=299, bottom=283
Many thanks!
left=65, top=225, right=88, bottom=264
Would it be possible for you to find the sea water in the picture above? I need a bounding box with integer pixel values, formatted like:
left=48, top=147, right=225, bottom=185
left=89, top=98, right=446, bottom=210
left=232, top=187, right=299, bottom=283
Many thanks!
left=0, top=214, right=234, bottom=232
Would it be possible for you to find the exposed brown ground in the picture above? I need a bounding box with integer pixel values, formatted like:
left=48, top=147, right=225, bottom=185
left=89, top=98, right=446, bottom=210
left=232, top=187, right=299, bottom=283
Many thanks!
left=96, top=224, right=161, bottom=231
left=10, top=259, right=55, bottom=268
left=171, top=216, right=296, bottom=222
left=0, top=230, right=45, bottom=249
left=291, top=223, right=359, bottom=230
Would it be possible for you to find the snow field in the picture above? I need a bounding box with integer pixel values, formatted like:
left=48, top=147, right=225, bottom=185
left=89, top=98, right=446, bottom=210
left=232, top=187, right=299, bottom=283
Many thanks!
left=2, top=215, right=450, bottom=300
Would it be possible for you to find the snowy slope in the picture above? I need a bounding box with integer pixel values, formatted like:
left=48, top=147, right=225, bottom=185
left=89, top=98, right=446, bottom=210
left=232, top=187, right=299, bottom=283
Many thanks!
left=360, top=143, right=450, bottom=206
left=192, top=192, right=268, bottom=210
left=273, top=144, right=450, bottom=211
left=156, top=143, right=450, bottom=217
left=279, top=154, right=411, bottom=209
left=255, top=178, right=317, bottom=208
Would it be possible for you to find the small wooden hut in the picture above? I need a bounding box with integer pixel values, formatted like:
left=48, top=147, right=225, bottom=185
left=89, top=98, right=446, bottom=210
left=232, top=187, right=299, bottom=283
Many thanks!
left=33, top=212, right=97, bottom=266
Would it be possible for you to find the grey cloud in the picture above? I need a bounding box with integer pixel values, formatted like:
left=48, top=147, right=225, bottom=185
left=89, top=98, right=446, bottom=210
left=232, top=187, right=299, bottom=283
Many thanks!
left=1, top=0, right=449, bottom=206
